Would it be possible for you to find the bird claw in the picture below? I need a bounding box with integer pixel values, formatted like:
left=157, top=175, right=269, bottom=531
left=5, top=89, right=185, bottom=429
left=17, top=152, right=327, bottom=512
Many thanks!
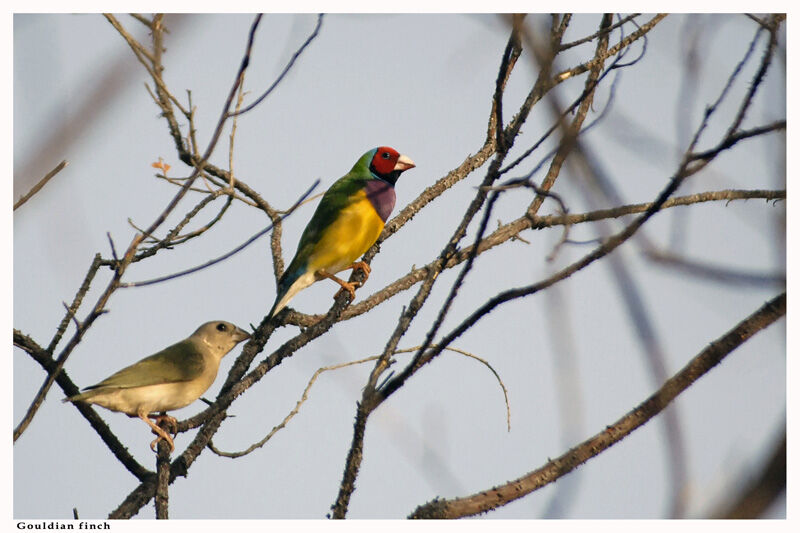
left=329, top=261, right=371, bottom=302
left=349, top=261, right=371, bottom=279
left=320, top=271, right=359, bottom=302
left=334, top=282, right=358, bottom=301
left=149, top=434, right=175, bottom=453
left=143, top=413, right=177, bottom=453
left=150, top=413, right=179, bottom=438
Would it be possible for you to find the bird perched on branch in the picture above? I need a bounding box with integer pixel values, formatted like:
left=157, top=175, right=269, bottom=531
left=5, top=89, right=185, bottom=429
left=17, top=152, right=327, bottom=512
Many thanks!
left=268, top=146, right=415, bottom=319
left=64, top=321, right=250, bottom=452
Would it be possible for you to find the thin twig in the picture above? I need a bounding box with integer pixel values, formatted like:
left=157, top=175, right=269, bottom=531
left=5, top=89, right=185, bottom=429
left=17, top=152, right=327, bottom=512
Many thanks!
left=119, top=180, right=319, bottom=288
left=209, top=356, right=382, bottom=458
left=231, top=14, right=324, bottom=116
left=129, top=13, right=153, bottom=28
left=558, top=13, right=642, bottom=51
left=14, top=330, right=153, bottom=480
left=208, top=344, right=510, bottom=458
left=47, top=254, right=102, bottom=354
left=228, top=78, right=248, bottom=187
left=167, top=196, right=234, bottom=246
left=130, top=190, right=232, bottom=261
left=103, top=14, right=187, bottom=115
left=13, top=160, right=68, bottom=210
left=690, top=120, right=786, bottom=161
left=644, top=248, right=785, bottom=286
left=410, top=293, right=786, bottom=518
left=553, top=14, right=667, bottom=84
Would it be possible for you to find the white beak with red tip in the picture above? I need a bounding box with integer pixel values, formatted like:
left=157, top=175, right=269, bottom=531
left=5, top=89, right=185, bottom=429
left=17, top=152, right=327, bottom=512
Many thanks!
left=394, top=154, right=416, bottom=172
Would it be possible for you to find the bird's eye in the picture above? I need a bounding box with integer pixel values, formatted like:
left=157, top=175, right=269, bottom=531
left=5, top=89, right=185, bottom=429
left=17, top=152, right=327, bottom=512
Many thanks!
left=216, top=323, right=228, bottom=332
left=381, top=151, right=391, bottom=159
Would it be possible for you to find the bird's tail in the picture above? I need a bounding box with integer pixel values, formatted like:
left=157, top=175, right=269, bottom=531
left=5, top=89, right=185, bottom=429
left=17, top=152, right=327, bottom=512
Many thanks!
left=266, top=295, right=285, bottom=321
left=62, top=390, right=95, bottom=404
left=267, top=267, right=314, bottom=320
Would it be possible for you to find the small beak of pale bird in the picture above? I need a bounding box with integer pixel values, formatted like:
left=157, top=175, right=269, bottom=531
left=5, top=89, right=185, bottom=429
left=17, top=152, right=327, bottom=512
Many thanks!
left=234, top=328, right=251, bottom=343
left=394, top=154, right=415, bottom=172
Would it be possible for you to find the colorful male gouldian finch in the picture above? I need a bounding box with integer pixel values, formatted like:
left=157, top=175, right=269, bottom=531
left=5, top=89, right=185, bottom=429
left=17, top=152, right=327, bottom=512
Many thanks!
left=268, top=146, right=415, bottom=319
left=64, top=321, right=250, bottom=452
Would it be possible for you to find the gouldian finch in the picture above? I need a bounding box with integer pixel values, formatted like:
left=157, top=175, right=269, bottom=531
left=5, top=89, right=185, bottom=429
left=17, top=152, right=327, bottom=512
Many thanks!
left=268, top=147, right=415, bottom=319
left=64, top=321, right=250, bottom=452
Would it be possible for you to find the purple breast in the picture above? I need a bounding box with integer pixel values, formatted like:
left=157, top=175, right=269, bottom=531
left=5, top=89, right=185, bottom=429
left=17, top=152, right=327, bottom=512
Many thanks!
left=364, top=179, right=396, bottom=223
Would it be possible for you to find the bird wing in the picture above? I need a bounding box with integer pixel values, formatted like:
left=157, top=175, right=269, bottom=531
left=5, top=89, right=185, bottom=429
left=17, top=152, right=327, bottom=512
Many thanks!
left=276, top=174, right=368, bottom=296
left=84, top=341, right=206, bottom=390
left=296, top=175, right=367, bottom=259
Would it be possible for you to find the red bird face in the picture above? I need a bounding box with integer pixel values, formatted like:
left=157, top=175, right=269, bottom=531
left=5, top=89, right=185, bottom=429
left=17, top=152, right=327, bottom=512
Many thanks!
left=369, top=146, right=415, bottom=184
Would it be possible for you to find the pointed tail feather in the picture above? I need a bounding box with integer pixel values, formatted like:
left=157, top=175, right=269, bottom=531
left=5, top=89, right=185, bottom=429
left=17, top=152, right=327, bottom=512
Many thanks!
left=268, top=268, right=316, bottom=320
left=63, top=389, right=95, bottom=403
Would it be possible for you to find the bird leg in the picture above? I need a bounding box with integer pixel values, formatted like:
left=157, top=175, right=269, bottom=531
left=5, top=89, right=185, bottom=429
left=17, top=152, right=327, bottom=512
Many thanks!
left=149, top=413, right=179, bottom=438
left=139, top=413, right=175, bottom=453
left=320, top=262, right=373, bottom=302
left=319, top=271, right=358, bottom=301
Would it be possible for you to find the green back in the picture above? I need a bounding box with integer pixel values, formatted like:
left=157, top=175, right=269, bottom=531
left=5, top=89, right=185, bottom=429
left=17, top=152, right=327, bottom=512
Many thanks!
left=85, top=340, right=206, bottom=390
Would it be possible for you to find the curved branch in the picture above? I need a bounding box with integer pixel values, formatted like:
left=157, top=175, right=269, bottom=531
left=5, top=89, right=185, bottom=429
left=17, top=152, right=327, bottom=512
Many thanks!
left=410, top=293, right=786, bottom=518
left=118, top=180, right=318, bottom=288
left=231, top=14, right=324, bottom=116
left=553, top=14, right=667, bottom=84
left=14, top=330, right=153, bottom=481
left=209, top=344, right=510, bottom=459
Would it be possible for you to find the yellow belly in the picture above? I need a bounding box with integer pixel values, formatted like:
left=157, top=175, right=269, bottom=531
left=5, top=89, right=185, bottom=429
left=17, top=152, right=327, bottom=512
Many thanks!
left=306, top=191, right=384, bottom=275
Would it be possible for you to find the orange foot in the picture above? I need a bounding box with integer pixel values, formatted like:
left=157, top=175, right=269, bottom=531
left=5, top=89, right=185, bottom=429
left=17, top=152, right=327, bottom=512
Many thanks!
left=150, top=413, right=179, bottom=438
left=334, top=284, right=358, bottom=301
left=140, top=413, right=176, bottom=453
left=319, top=271, right=358, bottom=301
left=335, top=261, right=373, bottom=298
left=346, top=261, right=371, bottom=281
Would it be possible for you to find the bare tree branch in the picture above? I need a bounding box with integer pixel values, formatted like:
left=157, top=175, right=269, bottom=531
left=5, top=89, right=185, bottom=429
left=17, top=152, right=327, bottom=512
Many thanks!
left=155, top=441, right=170, bottom=519
left=13, top=330, right=153, bottom=481
left=553, top=14, right=667, bottom=84
left=644, top=249, right=786, bottom=286
left=209, top=344, right=510, bottom=459
left=231, top=14, right=324, bottom=116
left=13, top=160, right=68, bottom=210
left=409, top=292, right=786, bottom=518
left=118, top=180, right=319, bottom=288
